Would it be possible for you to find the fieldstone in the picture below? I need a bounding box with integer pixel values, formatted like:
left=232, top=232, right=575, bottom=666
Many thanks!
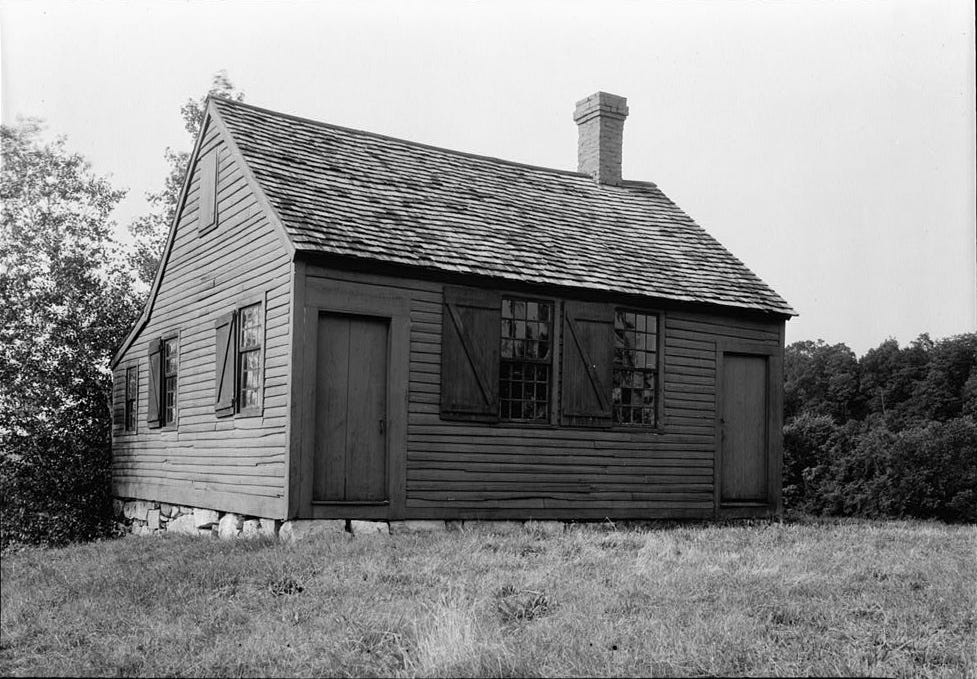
left=389, top=520, right=446, bottom=535
left=444, top=520, right=465, bottom=532
left=147, top=509, right=161, bottom=531
left=166, top=514, right=198, bottom=536
left=279, top=520, right=346, bottom=544
left=218, top=513, right=244, bottom=539
left=198, top=527, right=215, bottom=537
left=465, top=520, right=523, bottom=535
left=113, top=499, right=125, bottom=518
left=159, top=503, right=175, bottom=518
left=259, top=518, right=279, bottom=539
left=350, top=520, right=390, bottom=536
left=193, top=508, right=220, bottom=529
left=241, top=519, right=262, bottom=538
left=134, top=525, right=153, bottom=537
left=123, top=500, right=155, bottom=522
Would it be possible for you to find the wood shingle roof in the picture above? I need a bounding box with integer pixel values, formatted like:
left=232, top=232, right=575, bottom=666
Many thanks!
left=213, top=98, right=795, bottom=316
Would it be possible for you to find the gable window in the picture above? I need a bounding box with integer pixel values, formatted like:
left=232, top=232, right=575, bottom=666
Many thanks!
left=147, top=335, right=178, bottom=429
left=500, top=297, right=553, bottom=422
left=215, top=302, right=263, bottom=417
left=124, top=366, right=138, bottom=432
left=198, top=150, right=219, bottom=234
left=612, top=311, right=659, bottom=426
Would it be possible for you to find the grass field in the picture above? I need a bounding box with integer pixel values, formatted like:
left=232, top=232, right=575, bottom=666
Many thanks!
left=1, top=518, right=974, bottom=677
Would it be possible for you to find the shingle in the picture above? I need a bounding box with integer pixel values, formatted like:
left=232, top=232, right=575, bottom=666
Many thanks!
left=213, top=98, right=795, bottom=316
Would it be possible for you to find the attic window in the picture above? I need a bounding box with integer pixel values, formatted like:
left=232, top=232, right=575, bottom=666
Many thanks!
left=198, top=150, right=218, bottom=234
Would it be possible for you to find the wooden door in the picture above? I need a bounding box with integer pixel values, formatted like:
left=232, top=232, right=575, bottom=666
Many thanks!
left=314, top=313, right=389, bottom=502
left=720, top=353, right=769, bottom=503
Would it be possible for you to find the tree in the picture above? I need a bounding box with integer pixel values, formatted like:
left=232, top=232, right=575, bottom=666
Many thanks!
left=857, top=335, right=931, bottom=426
left=127, top=72, right=244, bottom=291
left=0, top=119, right=139, bottom=546
left=911, top=334, right=977, bottom=422
left=784, top=340, right=860, bottom=421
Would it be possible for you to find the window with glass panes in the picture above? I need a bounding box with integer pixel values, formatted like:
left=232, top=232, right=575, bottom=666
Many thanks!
left=124, top=367, right=137, bottom=431
left=162, top=338, right=178, bottom=425
left=500, top=297, right=553, bottom=421
left=238, top=303, right=262, bottom=411
left=612, top=311, right=659, bottom=425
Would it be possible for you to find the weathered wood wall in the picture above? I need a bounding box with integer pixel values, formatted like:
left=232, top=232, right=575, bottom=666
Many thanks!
left=112, top=119, right=292, bottom=519
left=301, top=265, right=784, bottom=521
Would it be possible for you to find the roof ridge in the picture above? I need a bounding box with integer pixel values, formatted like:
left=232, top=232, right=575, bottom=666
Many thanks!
left=210, top=96, right=647, bottom=185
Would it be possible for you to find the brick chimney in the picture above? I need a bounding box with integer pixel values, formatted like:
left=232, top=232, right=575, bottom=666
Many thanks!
left=573, top=91, right=629, bottom=186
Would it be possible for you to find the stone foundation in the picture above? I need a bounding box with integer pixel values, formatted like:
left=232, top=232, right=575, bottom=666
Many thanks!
left=114, top=499, right=573, bottom=541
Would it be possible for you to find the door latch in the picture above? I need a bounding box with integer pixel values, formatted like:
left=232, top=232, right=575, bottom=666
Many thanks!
left=378, top=418, right=385, bottom=435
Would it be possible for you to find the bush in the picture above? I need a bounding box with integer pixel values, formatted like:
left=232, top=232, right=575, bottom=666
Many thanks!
left=782, top=413, right=838, bottom=513
left=784, top=416, right=977, bottom=524
left=0, top=383, right=114, bottom=549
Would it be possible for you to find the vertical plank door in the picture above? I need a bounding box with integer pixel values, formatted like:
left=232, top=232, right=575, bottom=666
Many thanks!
left=314, top=313, right=389, bottom=502
left=720, top=354, right=769, bottom=503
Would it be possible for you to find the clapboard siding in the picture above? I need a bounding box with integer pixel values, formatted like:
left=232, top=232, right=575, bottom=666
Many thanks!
left=112, top=118, right=292, bottom=518
left=302, top=265, right=784, bottom=520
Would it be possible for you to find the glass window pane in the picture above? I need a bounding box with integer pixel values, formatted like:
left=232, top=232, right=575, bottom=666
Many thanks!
left=515, top=320, right=526, bottom=340
left=502, top=299, right=514, bottom=319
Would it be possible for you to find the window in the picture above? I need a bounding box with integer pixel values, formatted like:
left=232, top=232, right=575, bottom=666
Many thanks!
left=440, top=285, right=664, bottom=429
left=124, top=367, right=137, bottom=432
left=215, top=302, right=263, bottom=417
left=500, top=297, right=553, bottom=421
left=198, top=151, right=218, bottom=234
left=162, top=338, right=178, bottom=425
left=612, top=311, right=659, bottom=426
left=147, top=335, right=178, bottom=429
left=238, top=304, right=262, bottom=411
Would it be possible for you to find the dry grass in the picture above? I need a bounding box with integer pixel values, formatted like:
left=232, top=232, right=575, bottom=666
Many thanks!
left=1, top=518, right=974, bottom=677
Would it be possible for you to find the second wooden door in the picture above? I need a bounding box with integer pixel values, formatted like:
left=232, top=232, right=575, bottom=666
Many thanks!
left=720, top=353, right=769, bottom=504
left=314, top=313, right=389, bottom=502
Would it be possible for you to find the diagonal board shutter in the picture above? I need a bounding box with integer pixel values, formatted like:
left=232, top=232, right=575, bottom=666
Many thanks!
left=214, top=311, right=237, bottom=417
left=147, top=339, right=163, bottom=429
left=441, top=285, right=501, bottom=421
left=561, top=301, right=614, bottom=427
left=112, top=369, right=125, bottom=433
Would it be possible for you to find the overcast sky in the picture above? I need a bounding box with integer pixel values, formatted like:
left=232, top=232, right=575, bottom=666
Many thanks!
left=2, top=0, right=974, bottom=354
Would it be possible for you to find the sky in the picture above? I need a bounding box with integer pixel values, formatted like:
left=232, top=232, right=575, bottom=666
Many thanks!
left=1, top=0, right=974, bottom=355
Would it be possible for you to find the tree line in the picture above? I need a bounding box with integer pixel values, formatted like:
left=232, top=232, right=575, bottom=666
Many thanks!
left=1, top=74, right=974, bottom=547
left=783, top=335, right=976, bottom=522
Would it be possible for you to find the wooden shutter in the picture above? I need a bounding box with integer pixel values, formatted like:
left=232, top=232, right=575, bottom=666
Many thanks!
left=440, top=285, right=501, bottom=421
left=112, top=369, right=125, bottom=433
left=561, top=301, right=614, bottom=427
left=198, top=151, right=218, bottom=233
left=147, top=339, right=163, bottom=429
left=214, top=311, right=237, bottom=417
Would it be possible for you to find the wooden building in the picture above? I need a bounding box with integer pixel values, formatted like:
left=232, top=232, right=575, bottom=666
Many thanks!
left=111, top=92, right=795, bottom=525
